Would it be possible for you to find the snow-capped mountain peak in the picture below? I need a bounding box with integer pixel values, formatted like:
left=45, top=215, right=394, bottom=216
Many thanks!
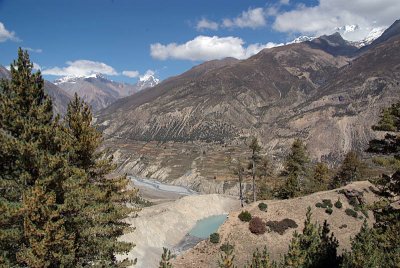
left=349, top=26, right=387, bottom=48
left=137, top=74, right=160, bottom=90
left=287, top=35, right=316, bottom=45
left=54, top=73, right=107, bottom=85
left=335, top=24, right=359, bottom=34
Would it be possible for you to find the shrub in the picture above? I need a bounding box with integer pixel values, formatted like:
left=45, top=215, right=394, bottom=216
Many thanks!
left=258, top=202, right=268, bottom=212
left=322, top=199, right=333, bottom=208
left=325, top=207, right=333, bottom=215
left=249, top=217, right=266, bottom=235
left=210, top=233, right=220, bottom=244
left=360, top=207, right=369, bottom=218
left=266, top=218, right=298, bottom=235
left=339, top=224, right=347, bottom=229
left=238, top=211, right=252, bottom=222
left=315, top=202, right=324, bottom=208
left=345, top=208, right=358, bottom=218
left=334, top=199, right=343, bottom=209
left=220, top=243, right=234, bottom=254
left=348, top=196, right=358, bottom=207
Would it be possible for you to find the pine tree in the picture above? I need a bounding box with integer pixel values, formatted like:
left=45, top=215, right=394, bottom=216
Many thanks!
left=310, top=162, right=330, bottom=192
left=245, top=247, right=275, bottom=268
left=249, top=137, right=262, bottom=202
left=256, top=156, right=275, bottom=200
left=284, top=231, right=305, bottom=268
left=334, top=151, right=363, bottom=187
left=218, top=242, right=236, bottom=268
left=283, top=207, right=340, bottom=268
left=63, top=93, right=137, bottom=266
left=0, top=48, right=75, bottom=267
left=159, top=247, right=174, bottom=268
left=280, top=139, right=310, bottom=198
left=228, top=157, right=246, bottom=207
left=341, top=221, right=382, bottom=268
left=1, top=49, right=138, bottom=267
left=16, top=185, right=75, bottom=267
left=363, top=101, right=400, bottom=267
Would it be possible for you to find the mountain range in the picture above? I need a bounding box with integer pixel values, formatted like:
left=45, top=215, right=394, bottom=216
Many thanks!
left=54, top=73, right=159, bottom=111
left=94, top=19, right=400, bottom=193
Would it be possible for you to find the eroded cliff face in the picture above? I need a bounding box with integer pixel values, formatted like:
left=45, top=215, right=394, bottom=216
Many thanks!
left=97, top=34, right=400, bottom=194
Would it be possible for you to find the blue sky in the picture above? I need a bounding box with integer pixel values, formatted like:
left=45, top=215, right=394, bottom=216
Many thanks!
left=0, top=0, right=398, bottom=83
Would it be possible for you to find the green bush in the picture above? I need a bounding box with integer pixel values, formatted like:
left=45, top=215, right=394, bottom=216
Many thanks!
left=210, top=233, right=220, bottom=244
left=220, top=243, right=234, bottom=254
left=258, top=202, right=268, bottom=212
left=325, top=208, right=333, bottom=215
left=348, top=197, right=358, bottom=207
left=238, top=211, right=252, bottom=222
left=315, top=202, right=324, bottom=208
left=334, top=199, right=343, bottom=209
left=322, top=199, right=333, bottom=208
left=266, top=218, right=298, bottom=235
left=345, top=208, right=358, bottom=218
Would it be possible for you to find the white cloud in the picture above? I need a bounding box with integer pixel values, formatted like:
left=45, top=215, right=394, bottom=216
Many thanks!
left=196, top=18, right=219, bottom=31
left=32, top=62, right=41, bottom=70
left=122, top=70, right=139, bottom=78
left=280, top=0, right=290, bottom=5
left=273, top=0, right=400, bottom=41
left=42, top=60, right=118, bottom=77
left=0, top=22, right=19, bottom=42
left=150, top=35, right=282, bottom=61
left=22, top=47, right=43, bottom=53
left=222, top=7, right=266, bottom=29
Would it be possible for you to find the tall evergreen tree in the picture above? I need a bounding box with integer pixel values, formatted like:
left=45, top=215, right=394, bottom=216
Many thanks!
left=283, top=207, right=340, bottom=268
left=63, top=93, right=137, bottom=266
left=341, top=221, right=383, bottom=268
left=0, top=49, right=75, bottom=267
left=249, top=137, right=262, bottom=202
left=228, top=157, right=246, bottom=207
left=280, top=139, right=310, bottom=198
left=1, top=49, right=137, bottom=267
left=310, top=162, right=330, bottom=192
left=360, top=101, right=400, bottom=267
left=333, top=151, right=363, bottom=187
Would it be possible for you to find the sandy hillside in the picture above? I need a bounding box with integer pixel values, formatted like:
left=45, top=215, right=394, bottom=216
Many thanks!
left=172, top=181, right=379, bottom=268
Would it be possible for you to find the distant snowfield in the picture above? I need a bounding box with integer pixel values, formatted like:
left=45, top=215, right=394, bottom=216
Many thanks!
left=129, top=176, right=198, bottom=196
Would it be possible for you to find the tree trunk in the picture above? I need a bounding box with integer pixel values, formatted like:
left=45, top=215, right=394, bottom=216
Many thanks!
left=252, top=158, right=256, bottom=202
left=239, top=171, right=243, bottom=207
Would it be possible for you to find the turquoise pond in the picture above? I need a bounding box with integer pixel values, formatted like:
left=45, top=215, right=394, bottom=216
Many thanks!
left=188, top=214, right=228, bottom=239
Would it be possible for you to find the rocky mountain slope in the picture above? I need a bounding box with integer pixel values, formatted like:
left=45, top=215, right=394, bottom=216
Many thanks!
left=55, top=73, right=159, bottom=111
left=0, top=65, right=72, bottom=115
left=95, top=20, right=400, bottom=194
